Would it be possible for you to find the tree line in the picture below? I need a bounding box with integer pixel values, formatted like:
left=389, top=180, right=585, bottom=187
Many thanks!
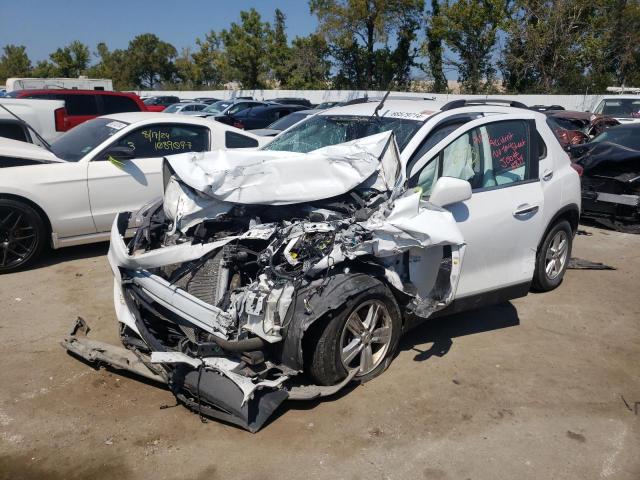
left=1, top=0, right=638, bottom=94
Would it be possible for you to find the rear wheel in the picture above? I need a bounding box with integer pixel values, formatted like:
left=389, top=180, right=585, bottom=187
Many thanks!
left=306, top=282, right=402, bottom=386
left=0, top=199, right=47, bottom=273
left=532, top=219, right=572, bottom=292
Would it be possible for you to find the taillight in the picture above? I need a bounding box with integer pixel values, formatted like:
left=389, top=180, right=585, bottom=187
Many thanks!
left=54, top=107, right=69, bottom=132
left=570, top=162, right=584, bottom=176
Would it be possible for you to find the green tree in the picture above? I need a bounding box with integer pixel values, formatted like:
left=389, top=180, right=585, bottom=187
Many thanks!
left=422, top=0, right=448, bottom=92
left=126, top=33, right=177, bottom=89
left=49, top=40, right=90, bottom=77
left=193, top=31, right=226, bottom=87
left=310, top=0, right=424, bottom=89
left=87, top=43, right=132, bottom=90
left=220, top=8, right=272, bottom=88
left=286, top=33, right=332, bottom=88
left=174, top=47, right=200, bottom=89
left=31, top=60, right=56, bottom=78
left=433, top=0, right=505, bottom=93
left=0, top=45, right=32, bottom=82
left=267, top=8, right=291, bottom=86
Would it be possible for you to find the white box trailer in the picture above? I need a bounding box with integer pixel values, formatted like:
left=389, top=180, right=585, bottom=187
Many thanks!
left=6, top=77, right=113, bottom=92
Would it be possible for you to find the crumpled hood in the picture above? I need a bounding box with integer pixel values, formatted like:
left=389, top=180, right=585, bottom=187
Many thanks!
left=164, top=131, right=401, bottom=205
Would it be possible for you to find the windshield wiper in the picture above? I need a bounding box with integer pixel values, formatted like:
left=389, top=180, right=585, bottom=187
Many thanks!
left=0, top=103, right=53, bottom=152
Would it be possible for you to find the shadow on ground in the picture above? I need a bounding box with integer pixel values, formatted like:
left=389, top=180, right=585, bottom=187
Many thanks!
left=24, top=242, right=109, bottom=272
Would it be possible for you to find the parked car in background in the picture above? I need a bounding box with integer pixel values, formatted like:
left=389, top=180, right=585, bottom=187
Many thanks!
left=315, top=101, right=341, bottom=109
left=545, top=110, right=619, bottom=149
left=7, top=89, right=146, bottom=131
left=192, top=100, right=266, bottom=118
left=142, top=96, right=180, bottom=112
left=569, top=123, right=640, bottom=232
left=64, top=98, right=582, bottom=432
left=0, top=112, right=268, bottom=272
left=592, top=96, right=640, bottom=124
left=162, top=102, right=208, bottom=114
left=0, top=98, right=66, bottom=144
left=193, top=97, right=221, bottom=104
left=248, top=109, right=319, bottom=136
left=215, top=103, right=307, bottom=129
left=268, top=97, right=313, bottom=107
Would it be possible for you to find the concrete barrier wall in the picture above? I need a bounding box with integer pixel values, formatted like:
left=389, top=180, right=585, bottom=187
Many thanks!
left=135, top=89, right=605, bottom=112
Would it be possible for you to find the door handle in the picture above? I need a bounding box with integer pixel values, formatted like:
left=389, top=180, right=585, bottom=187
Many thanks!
left=542, top=170, right=554, bottom=181
left=513, top=204, right=539, bottom=217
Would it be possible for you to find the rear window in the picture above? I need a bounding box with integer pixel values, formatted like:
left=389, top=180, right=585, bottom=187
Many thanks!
left=102, top=95, right=140, bottom=114
left=59, top=94, right=99, bottom=116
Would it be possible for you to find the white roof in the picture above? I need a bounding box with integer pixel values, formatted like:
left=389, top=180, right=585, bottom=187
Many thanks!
left=0, top=136, right=59, bottom=161
left=319, top=99, right=445, bottom=120
left=101, top=112, right=229, bottom=128
left=598, top=95, right=640, bottom=100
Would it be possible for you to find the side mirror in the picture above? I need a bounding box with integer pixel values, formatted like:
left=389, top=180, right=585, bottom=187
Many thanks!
left=104, top=146, right=135, bottom=161
left=429, top=177, right=472, bottom=208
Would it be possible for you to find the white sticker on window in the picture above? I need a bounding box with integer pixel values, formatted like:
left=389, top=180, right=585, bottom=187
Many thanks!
left=386, top=111, right=430, bottom=120
left=106, top=121, right=127, bottom=130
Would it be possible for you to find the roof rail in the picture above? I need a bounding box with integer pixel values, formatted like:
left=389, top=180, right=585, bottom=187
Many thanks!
left=341, top=95, right=438, bottom=106
left=440, top=99, right=529, bottom=111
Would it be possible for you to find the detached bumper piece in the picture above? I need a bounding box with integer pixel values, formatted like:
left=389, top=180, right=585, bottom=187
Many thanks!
left=61, top=318, right=289, bottom=433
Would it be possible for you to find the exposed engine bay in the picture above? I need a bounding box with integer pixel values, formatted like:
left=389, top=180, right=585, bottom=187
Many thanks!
left=63, top=132, right=465, bottom=431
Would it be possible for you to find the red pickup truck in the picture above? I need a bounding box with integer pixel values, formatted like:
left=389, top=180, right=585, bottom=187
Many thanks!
left=6, top=89, right=147, bottom=131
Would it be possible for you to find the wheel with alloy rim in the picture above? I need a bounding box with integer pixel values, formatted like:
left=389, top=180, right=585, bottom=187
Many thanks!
left=340, top=299, right=393, bottom=376
left=0, top=199, right=47, bottom=273
left=545, top=230, right=569, bottom=280
left=532, top=219, right=573, bottom=292
left=306, top=281, right=402, bottom=386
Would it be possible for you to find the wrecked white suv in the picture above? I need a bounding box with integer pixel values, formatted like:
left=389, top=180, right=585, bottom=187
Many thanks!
left=63, top=99, right=581, bottom=432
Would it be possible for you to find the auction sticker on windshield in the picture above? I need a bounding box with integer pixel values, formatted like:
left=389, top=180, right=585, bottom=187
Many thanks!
left=106, top=121, right=127, bottom=130
left=386, top=111, right=431, bottom=120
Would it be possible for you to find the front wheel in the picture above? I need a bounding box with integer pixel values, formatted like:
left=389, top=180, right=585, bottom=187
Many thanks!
left=306, top=282, right=402, bottom=386
left=0, top=199, right=47, bottom=273
left=532, top=219, right=573, bottom=292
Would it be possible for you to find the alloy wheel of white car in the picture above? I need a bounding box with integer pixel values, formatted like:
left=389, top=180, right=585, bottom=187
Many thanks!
left=545, top=230, right=569, bottom=280
left=340, top=300, right=393, bottom=376
left=0, top=200, right=46, bottom=272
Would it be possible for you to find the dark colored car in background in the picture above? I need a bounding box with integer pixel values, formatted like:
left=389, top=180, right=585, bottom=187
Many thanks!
left=142, top=95, right=180, bottom=112
left=7, top=89, right=147, bottom=131
left=569, top=124, right=640, bottom=232
left=214, top=104, right=308, bottom=130
left=193, top=97, right=222, bottom=104
left=268, top=97, right=313, bottom=107
left=248, top=109, right=318, bottom=136
left=545, top=110, right=619, bottom=149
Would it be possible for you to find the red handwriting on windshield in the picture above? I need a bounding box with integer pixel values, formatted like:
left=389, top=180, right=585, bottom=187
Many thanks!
left=472, top=131, right=526, bottom=170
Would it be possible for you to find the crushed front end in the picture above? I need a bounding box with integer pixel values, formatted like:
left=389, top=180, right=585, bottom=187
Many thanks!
left=63, top=132, right=465, bottom=431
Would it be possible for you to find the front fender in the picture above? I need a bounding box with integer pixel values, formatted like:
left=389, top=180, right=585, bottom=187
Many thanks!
left=280, top=273, right=386, bottom=371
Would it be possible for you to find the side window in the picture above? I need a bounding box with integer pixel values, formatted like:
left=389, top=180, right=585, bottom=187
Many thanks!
left=104, top=124, right=209, bottom=159
left=0, top=121, right=30, bottom=142
left=60, top=94, right=99, bottom=115
left=414, top=120, right=532, bottom=196
left=225, top=131, right=259, bottom=148
left=102, top=95, right=139, bottom=114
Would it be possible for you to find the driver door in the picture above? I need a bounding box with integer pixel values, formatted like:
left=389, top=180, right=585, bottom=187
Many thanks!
left=409, top=116, right=545, bottom=300
left=87, top=123, right=210, bottom=232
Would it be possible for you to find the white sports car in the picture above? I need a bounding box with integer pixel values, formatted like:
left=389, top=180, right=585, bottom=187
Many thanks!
left=0, top=112, right=267, bottom=272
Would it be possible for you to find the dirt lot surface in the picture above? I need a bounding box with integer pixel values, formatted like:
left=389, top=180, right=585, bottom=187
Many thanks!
left=1, top=225, right=639, bottom=480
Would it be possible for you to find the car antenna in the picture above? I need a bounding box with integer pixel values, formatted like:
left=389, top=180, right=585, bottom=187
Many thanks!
left=0, top=103, right=53, bottom=152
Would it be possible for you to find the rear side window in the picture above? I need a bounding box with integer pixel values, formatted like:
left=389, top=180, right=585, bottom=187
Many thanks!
left=102, top=95, right=140, bottom=114
left=60, top=94, right=99, bottom=116
left=225, top=131, right=259, bottom=148
left=0, top=121, right=29, bottom=142
left=105, top=124, right=210, bottom=159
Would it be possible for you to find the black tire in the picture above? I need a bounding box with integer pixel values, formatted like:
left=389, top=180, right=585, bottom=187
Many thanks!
left=0, top=198, right=47, bottom=273
left=306, top=281, right=402, bottom=386
left=532, top=219, right=573, bottom=292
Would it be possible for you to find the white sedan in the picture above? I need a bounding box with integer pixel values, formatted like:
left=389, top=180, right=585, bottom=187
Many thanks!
left=0, top=112, right=267, bottom=272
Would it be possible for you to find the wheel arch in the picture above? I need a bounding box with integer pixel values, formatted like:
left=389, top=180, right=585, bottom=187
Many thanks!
left=0, top=193, right=52, bottom=242
left=280, top=273, right=399, bottom=372
left=538, top=203, right=579, bottom=252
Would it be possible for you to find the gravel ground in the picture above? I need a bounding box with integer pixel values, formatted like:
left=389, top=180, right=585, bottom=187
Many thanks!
left=0, top=225, right=638, bottom=480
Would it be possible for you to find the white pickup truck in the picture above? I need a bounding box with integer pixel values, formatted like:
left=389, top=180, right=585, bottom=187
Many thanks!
left=0, top=98, right=67, bottom=145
